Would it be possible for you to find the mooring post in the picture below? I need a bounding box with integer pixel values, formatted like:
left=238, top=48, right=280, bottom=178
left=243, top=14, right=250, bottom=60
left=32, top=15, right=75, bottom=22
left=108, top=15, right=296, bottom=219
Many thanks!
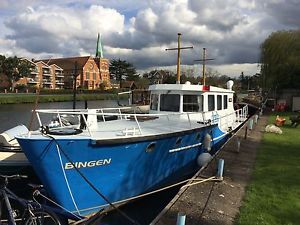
left=176, top=212, right=186, bottom=225
left=248, top=119, right=254, bottom=130
left=254, top=114, right=259, bottom=124
left=244, top=126, right=248, bottom=139
left=217, top=159, right=224, bottom=180
left=236, top=137, right=241, bottom=153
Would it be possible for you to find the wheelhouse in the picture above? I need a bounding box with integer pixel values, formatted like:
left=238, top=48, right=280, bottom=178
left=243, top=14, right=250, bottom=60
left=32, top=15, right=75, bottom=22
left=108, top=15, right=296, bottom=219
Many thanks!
left=148, top=82, right=234, bottom=115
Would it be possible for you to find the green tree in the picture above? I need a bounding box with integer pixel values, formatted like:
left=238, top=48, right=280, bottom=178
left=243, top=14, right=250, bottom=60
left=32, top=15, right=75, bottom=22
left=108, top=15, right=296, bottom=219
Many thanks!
left=0, top=56, right=32, bottom=90
left=260, top=30, right=300, bottom=90
left=109, top=59, right=139, bottom=84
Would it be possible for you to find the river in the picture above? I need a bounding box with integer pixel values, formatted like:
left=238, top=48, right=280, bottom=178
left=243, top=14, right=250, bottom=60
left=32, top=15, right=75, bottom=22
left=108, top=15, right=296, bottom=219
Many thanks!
left=0, top=100, right=123, bottom=133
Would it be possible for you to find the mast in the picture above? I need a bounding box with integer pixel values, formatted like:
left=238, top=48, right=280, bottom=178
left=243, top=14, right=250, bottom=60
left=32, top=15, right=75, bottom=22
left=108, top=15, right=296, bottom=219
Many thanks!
left=166, top=33, right=193, bottom=84
left=194, top=48, right=214, bottom=86
left=202, top=48, right=206, bottom=85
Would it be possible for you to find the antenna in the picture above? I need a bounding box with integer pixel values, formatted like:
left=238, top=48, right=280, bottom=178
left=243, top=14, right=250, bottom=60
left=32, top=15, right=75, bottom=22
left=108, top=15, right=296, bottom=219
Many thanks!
left=194, top=48, right=215, bottom=86
left=166, top=33, right=193, bottom=84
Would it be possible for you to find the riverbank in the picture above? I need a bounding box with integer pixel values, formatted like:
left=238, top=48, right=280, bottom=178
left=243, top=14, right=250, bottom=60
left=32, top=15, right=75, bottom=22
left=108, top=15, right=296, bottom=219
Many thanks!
left=0, top=93, right=119, bottom=104
left=153, top=113, right=268, bottom=225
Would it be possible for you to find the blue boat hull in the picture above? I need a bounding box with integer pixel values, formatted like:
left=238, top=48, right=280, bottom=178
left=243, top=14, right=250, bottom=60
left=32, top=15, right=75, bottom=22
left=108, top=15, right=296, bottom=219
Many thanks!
left=17, top=124, right=229, bottom=216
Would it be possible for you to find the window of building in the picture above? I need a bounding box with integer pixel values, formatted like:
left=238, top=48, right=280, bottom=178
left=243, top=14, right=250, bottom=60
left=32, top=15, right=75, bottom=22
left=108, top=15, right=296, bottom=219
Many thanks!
left=208, top=95, right=215, bottom=111
left=160, top=94, right=180, bottom=112
left=93, top=72, right=96, bottom=80
left=86, top=72, right=90, bottom=80
left=183, top=95, right=203, bottom=112
left=224, top=95, right=228, bottom=109
left=217, top=95, right=222, bottom=110
left=150, top=94, right=159, bottom=110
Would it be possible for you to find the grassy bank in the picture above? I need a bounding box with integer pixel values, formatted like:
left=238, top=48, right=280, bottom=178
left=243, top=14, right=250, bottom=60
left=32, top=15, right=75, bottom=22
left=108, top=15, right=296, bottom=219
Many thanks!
left=236, top=113, right=300, bottom=225
left=0, top=93, right=118, bottom=104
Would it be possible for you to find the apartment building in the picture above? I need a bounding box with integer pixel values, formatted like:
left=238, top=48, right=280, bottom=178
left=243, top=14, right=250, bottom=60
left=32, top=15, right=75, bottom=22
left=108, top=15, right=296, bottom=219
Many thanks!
left=16, top=58, right=65, bottom=89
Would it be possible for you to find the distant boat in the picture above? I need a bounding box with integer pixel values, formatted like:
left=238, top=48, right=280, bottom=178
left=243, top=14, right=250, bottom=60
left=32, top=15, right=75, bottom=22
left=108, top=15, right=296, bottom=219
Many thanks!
left=16, top=80, right=248, bottom=217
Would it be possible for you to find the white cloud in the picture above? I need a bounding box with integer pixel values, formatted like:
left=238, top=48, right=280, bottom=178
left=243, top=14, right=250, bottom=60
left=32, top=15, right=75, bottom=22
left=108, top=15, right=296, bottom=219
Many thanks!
left=0, top=0, right=298, bottom=76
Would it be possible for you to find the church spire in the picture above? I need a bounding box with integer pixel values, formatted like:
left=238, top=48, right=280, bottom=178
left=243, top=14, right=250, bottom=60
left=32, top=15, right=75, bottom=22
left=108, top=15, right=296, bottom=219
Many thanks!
left=96, top=33, right=103, bottom=58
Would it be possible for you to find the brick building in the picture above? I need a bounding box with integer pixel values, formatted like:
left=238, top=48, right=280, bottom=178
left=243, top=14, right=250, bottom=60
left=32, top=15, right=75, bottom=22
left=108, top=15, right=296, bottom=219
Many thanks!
left=44, top=56, right=110, bottom=89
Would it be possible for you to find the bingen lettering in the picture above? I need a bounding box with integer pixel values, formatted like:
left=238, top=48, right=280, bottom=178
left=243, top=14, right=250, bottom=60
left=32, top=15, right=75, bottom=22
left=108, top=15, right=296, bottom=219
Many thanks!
left=65, top=158, right=111, bottom=170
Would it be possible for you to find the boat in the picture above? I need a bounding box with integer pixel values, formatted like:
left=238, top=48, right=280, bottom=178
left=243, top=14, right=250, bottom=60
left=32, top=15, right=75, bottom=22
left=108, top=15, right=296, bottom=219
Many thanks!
left=0, top=125, right=30, bottom=173
left=15, top=79, right=248, bottom=217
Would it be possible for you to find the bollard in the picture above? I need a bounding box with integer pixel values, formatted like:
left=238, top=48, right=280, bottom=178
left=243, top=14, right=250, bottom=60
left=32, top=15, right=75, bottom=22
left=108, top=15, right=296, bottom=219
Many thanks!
left=254, top=115, right=259, bottom=124
left=4, top=89, right=7, bottom=94
left=176, top=212, right=186, bottom=225
left=216, top=159, right=224, bottom=179
left=236, top=137, right=241, bottom=153
left=248, top=119, right=253, bottom=130
left=244, top=126, right=248, bottom=139
left=15, top=88, right=18, bottom=93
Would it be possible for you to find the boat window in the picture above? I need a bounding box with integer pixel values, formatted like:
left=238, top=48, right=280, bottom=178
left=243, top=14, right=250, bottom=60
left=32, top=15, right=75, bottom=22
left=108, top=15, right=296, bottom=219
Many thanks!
left=183, top=95, right=203, bottom=112
left=217, top=95, right=222, bottom=110
left=208, top=95, right=215, bottom=111
left=160, top=94, right=180, bottom=112
left=150, top=94, right=159, bottom=110
left=224, top=95, right=228, bottom=109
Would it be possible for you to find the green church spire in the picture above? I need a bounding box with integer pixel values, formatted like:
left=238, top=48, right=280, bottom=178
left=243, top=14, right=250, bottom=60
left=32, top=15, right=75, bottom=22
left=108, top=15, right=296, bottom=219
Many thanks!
left=96, top=33, right=103, bottom=58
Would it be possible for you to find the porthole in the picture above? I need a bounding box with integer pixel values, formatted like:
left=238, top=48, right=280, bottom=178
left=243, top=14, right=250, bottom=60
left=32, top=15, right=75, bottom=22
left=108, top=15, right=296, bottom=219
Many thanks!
left=195, top=133, right=201, bottom=140
left=175, top=137, right=182, bottom=146
left=146, top=142, right=156, bottom=153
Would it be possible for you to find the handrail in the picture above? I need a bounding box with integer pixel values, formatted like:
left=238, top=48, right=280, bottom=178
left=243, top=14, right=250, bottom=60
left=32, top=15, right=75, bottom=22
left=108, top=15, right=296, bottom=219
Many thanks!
left=34, top=105, right=249, bottom=138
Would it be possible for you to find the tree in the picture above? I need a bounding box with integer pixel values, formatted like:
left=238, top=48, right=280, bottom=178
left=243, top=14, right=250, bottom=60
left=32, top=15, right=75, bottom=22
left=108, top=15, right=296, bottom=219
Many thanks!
left=260, top=30, right=300, bottom=90
left=0, top=56, right=32, bottom=90
left=109, top=59, right=139, bottom=84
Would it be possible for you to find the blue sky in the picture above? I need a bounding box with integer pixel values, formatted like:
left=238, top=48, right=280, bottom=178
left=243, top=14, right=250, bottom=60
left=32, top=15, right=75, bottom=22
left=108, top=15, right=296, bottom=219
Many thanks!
left=0, top=0, right=299, bottom=77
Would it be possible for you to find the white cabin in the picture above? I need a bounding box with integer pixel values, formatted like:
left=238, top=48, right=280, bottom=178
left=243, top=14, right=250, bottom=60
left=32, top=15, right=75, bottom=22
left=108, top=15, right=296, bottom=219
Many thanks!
left=148, top=81, right=236, bottom=132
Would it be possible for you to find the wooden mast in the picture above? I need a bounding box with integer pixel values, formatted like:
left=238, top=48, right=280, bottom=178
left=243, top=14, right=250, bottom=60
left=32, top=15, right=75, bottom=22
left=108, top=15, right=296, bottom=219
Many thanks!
left=194, top=48, right=214, bottom=86
left=166, top=33, right=193, bottom=84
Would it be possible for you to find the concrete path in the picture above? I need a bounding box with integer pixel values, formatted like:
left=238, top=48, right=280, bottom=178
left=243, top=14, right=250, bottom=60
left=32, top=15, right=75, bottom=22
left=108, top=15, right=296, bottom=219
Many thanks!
left=152, top=114, right=269, bottom=225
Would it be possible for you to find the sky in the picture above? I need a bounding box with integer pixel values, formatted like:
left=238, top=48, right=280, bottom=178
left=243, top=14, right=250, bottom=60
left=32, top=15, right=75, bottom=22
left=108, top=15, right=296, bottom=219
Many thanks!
left=0, top=0, right=299, bottom=77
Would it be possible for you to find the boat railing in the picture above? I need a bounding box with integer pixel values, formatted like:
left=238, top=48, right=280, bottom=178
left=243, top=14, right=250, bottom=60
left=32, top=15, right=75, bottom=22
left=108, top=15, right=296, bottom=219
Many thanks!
left=34, top=105, right=248, bottom=138
left=207, top=104, right=248, bottom=131
left=34, top=107, right=209, bottom=137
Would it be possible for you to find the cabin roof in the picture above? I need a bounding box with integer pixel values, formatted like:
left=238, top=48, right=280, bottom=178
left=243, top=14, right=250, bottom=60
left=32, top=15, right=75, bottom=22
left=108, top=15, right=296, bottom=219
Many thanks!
left=149, top=83, right=234, bottom=93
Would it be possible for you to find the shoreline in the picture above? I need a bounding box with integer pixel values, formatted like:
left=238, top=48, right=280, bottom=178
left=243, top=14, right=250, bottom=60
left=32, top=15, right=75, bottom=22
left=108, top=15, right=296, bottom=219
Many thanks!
left=0, top=93, right=120, bottom=104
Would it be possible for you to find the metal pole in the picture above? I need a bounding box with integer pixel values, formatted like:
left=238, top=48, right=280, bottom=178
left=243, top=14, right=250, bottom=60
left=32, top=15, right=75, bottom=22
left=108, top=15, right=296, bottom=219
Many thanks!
left=176, top=212, right=186, bottom=225
left=73, top=61, right=78, bottom=110
left=217, top=158, right=224, bottom=179
left=202, top=48, right=206, bottom=85
left=176, top=33, right=181, bottom=84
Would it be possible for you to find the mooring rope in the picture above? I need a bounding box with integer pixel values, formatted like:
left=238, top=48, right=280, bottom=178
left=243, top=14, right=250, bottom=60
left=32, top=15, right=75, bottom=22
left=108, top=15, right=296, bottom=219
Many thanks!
left=33, top=190, right=82, bottom=220
left=46, top=135, right=141, bottom=225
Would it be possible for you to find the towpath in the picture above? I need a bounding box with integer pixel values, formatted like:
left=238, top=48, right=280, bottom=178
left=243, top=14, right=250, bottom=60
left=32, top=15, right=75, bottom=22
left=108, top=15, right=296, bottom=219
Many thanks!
left=152, top=114, right=268, bottom=225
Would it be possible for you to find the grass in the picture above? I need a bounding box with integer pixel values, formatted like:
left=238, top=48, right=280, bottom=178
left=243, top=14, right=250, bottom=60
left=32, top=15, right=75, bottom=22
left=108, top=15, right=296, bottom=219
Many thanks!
left=236, top=113, right=300, bottom=225
left=0, top=93, right=118, bottom=104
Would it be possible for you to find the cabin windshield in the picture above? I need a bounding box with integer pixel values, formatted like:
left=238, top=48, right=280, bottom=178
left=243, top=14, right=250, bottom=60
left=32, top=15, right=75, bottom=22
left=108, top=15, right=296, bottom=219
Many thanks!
left=183, top=95, right=203, bottom=112
left=160, top=94, right=180, bottom=112
left=150, top=94, right=159, bottom=110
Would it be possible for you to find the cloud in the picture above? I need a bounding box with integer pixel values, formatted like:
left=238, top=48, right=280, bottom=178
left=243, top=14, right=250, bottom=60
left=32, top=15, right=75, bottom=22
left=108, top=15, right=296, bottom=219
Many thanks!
left=0, top=0, right=298, bottom=76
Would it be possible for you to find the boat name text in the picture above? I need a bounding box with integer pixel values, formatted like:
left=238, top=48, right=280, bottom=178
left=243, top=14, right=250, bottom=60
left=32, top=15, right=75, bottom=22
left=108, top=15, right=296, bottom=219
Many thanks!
left=64, top=158, right=112, bottom=170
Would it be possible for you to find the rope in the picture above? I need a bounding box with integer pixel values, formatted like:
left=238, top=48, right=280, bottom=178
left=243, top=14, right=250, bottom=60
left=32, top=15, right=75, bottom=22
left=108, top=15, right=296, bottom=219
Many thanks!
left=55, top=142, right=80, bottom=215
left=45, top=135, right=140, bottom=225
left=33, top=190, right=82, bottom=220
left=200, top=180, right=216, bottom=219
